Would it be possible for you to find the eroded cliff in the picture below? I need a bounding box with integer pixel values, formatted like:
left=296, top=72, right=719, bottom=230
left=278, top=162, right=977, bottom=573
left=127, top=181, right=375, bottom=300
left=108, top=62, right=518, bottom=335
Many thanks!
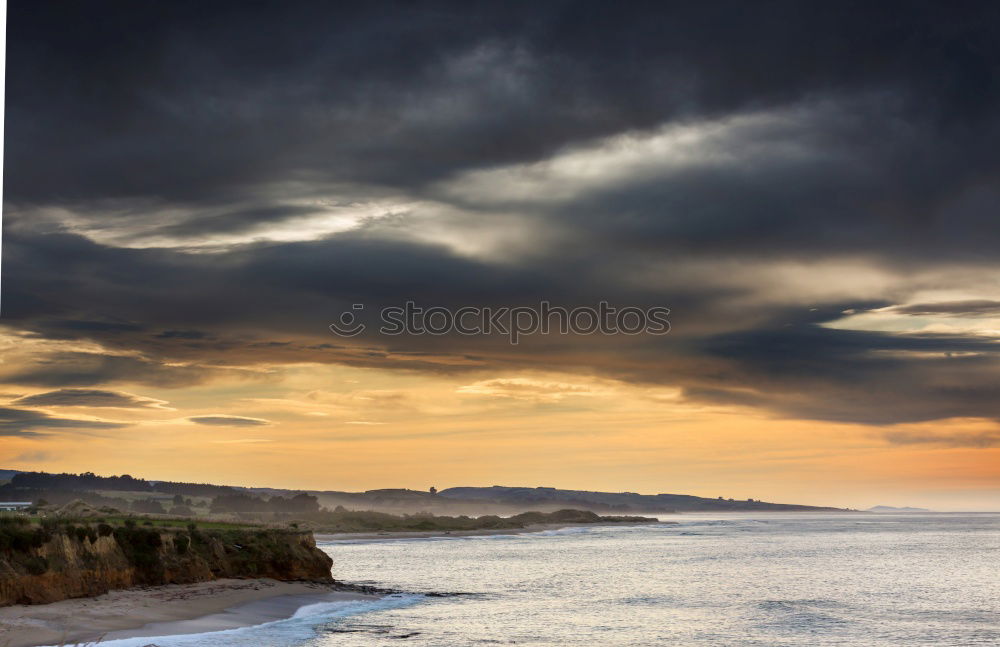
left=0, top=520, right=333, bottom=605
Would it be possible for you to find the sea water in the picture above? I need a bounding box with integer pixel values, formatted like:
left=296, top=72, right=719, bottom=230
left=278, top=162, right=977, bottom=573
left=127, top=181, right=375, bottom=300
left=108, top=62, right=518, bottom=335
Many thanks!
left=89, top=513, right=1000, bottom=646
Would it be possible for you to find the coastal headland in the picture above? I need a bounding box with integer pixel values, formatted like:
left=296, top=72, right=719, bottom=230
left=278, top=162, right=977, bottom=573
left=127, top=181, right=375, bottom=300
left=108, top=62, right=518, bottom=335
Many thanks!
left=0, top=516, right=334, bottom=607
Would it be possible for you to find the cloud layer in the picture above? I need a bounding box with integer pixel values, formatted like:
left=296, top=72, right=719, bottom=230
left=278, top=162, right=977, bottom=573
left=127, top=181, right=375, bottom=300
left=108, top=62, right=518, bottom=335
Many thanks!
left=12, top=389, right=168, bottom=409
left=4, top=1, right=1000, bottom=435
left=0, top=407, right=128, bottom=437
left=189, top=415, right=271, bottom=427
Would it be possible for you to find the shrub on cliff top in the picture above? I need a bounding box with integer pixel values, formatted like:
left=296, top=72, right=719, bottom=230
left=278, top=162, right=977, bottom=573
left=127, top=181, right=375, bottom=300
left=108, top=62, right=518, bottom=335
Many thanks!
left=0, top=525, right=32, bottom=551
left=0, top=517, right=29, bottom=528
left=506, top=511, right=547, bottom=525
left=76, top=525, right=97, bottom=543
left=113, top=525, right=165, bottom=578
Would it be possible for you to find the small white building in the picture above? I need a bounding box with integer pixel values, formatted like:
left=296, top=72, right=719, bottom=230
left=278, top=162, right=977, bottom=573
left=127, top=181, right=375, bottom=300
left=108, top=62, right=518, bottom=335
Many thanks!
left=0, top=502, right=32, bottom=513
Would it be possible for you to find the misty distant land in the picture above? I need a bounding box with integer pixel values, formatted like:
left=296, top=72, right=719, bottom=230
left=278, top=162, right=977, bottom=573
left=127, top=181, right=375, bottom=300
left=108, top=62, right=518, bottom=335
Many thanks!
left=0, top=470, right=852, bottom=515
left=866, top=505, right=932, bottom=513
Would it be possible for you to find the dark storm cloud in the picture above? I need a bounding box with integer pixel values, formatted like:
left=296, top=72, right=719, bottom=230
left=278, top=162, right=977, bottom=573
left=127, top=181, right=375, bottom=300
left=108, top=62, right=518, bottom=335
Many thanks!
left=0, top=407, right=129, bottom=436
left=43, top=321, right=145, bottom=334
left=684, top=321, right=1000, bottom=425
left=4, top=1, right=1000, bottom=431
left=0, top=227, right=731, bottom=354
left=12, top=389, right=166, bottom=409
left=439, top=94, right=1000, bottom=264
left=7, top=1, right=1000, bottom=204
left=7, top=227, right=1000, bottom=427
left=156, top=330, right=210, bottom=340
left=189, top=416, right=270, bottom=427
left=1, top=351, right=232, bottom=388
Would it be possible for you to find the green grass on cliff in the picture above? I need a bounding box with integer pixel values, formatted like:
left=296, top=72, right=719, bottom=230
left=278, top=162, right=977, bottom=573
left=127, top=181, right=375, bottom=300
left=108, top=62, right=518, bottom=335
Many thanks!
left=22, top=515, right=258, bottom=530
left=99, top=516, right=255, bottom=530
left=0, top=515, right=262, bottom=562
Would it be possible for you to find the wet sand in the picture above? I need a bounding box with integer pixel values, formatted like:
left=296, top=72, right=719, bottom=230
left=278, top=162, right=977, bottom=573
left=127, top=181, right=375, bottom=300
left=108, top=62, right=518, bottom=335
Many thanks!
left=0, top=579, right=376, bottom=647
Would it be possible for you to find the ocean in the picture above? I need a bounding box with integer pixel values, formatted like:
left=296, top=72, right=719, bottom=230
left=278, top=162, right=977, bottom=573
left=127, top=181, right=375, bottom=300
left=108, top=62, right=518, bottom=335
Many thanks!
left=91, top=513, right=1000, bottom=646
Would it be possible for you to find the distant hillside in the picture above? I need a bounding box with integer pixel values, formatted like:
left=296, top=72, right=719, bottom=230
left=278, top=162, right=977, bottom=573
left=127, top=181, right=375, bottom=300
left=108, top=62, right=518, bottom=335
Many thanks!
left=0, top=470, right=848, bottom=515
left=867, top=505, right=931, bottom=513
left=0, top=470, right=22, bottom=482
left=440, top=486, right=847, bottom=513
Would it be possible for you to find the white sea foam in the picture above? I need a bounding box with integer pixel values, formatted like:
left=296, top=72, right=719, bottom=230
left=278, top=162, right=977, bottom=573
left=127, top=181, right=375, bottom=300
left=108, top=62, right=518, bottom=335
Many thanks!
left=526, top=526, right=595, bottom=537
left=46, top=593, right=424, bottom=647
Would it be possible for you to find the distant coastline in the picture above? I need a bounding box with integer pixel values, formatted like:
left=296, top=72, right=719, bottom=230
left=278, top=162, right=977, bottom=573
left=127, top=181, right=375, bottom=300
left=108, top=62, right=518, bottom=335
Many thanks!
left=0, top=470, right=852, bottom=519
left=866, top=505, right=932, bottom=513
left=316, top=518, right=668, bottom=542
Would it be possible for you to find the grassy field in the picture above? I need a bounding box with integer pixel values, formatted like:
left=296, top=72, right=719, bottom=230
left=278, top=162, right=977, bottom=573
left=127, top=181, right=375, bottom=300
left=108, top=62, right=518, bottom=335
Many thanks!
left=99, top=516, right=255, bottom=530
left=19, top=515, right=260, bottom=531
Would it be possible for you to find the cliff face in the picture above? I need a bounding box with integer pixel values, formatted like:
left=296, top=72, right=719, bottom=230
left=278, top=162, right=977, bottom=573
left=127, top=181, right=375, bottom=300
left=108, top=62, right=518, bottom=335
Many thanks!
left=0, top=525, right=333, bottom=606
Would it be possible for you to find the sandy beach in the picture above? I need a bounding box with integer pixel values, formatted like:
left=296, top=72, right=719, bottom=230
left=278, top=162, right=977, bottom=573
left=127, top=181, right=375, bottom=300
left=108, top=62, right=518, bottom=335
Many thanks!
left=0, top=579, right=377, bottom=647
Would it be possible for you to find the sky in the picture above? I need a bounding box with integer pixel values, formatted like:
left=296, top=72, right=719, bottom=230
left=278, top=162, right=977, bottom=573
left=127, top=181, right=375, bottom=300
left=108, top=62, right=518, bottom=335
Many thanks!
left=3, top=1, right=1000, bottom=510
